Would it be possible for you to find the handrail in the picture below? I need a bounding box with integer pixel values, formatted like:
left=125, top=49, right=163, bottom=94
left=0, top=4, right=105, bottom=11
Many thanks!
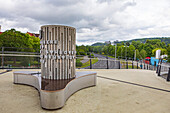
left=0, top=54, right=40, bottom=57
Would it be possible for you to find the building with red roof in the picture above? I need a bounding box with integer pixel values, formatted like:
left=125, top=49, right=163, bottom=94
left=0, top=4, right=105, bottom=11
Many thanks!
left=27, top=32, right=39, bottom=38
left=0, top=26, right=39, bottom=37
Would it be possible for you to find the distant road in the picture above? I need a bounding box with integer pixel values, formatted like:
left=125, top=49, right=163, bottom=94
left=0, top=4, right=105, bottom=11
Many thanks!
left=80, top=56, right=89, bottom=63
left=83, top=53, right=118, bottom=69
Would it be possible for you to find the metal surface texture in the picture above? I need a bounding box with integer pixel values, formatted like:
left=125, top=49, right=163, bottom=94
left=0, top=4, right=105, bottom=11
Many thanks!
left=13, top=71, right=96, bottom=109
left=13, top=25, right=97, bottom=110
left=40, top=25, right=76, bottom=80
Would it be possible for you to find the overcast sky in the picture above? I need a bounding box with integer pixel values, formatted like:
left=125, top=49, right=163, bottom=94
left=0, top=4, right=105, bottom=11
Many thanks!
left=0, top=0, right=170, bottom=45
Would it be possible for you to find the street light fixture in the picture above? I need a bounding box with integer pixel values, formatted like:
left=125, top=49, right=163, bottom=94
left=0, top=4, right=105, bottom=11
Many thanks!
left=123, top=45, right=129, bottom=60
left=121, top=46, right=122, bottom=59
left=134, top=49, right=136, bottom=61
left=105, top=41, right=111, bottom=69
left=111, top=42, right=117, bottom=66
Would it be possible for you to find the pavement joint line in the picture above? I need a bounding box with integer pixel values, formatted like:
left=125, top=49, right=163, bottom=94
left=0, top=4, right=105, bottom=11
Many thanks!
left=0, top=70, right=11, bottom=75
left=97, top=76, right=170, bottom=93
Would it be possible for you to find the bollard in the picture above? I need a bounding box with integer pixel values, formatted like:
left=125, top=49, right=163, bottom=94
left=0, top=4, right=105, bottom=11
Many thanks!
left=90, top=54, right=92, bottom=69
left=167, top=68, right=170, bottom=81
left=137, top=62, right=138, bottom=69
left=119, top=60, right=121, bottom=69
left=141, top=63, right=143, bottom=69
left=38, top=57, right=40, bottom=68
left=126, top=61, right=128, bottom=69
left=156, top=64, right=159, bottom=73
left=158, top=64, right=161, bottom=76
left=107, top=56, right=109, bottom=69
left=144, top=62, right=145, bottom=69
left=147, top=64, right=148, bottom=70
left=1, top=47, right=4, bottom=69
left=132, top=60, right=134, bottom=69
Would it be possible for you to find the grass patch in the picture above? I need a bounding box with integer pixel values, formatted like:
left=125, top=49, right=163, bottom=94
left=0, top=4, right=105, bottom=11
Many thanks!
left=77, top=58, right=98, bottom=68
left=120, top=61, right=140, bottom=69
left=103, top=55, right=115, bottom=58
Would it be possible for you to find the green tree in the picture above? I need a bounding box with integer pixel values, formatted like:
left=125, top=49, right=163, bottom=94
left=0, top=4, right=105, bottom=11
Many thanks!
left=144, top=43, right=153, bottom=57
left=167, top=46, right=170, bottom=62
left=140, top=49, right=146, bottom=59
left=136, top=49, right=140, bottom=60
left=121, top=42, right=124, bottom=45
left=126, top=42, right=130, bottom=46
left=0, top=29, right=40, bottom=51
left=128, top=45, right=136, bottom=59
left=78, top=49, right=86, bottom=55
left=131, top=41, right=141, bottom=49
left=138, top=43, right=144, bottom=51
left=116, top=46, right=122, bottom=57
left=76, top=59, right=83, bottom=67
left=0, top=29, right=40, bottom=66
left=160, top=42, right=166, bottom=49
left=152, top=48, right=167, bottom=56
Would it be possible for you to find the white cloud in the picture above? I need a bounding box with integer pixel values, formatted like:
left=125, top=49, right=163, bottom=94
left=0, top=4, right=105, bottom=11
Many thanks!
left=0, top=0, right=170, bottom=45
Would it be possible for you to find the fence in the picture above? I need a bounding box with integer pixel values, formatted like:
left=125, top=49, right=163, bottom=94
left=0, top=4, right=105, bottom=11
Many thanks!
left=0, top=47, right=165, bottom=72
left=157, top=62, right=170, bottom=81
left=0, top=47, right=40, bottom=69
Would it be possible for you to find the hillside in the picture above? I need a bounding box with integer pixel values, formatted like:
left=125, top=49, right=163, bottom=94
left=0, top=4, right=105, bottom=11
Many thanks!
left=91, top=42, right=106, bottom=46
left=119, top=37, right=170, bottom=45
left=91, top=37, right=170, bottom=46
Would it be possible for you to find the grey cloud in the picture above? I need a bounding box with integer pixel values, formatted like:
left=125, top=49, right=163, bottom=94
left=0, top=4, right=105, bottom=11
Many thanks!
left=0, top=0, right=170, bottom=45
left=119, top=1, right=136, bottom=11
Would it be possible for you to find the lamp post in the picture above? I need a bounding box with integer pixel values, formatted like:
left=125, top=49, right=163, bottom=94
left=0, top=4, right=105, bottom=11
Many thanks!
left=124, top=45, right=129, bottom=60
left=105, top=41, right=111, bottom=69
left=126, top=45, right=127, bottom=59
left=115, top=44, right=117, bottom=60
left=111, top=42, right=117, bottom=65
left=134, top=50, right=136, bottom=61
left=121, top=46, right=122, bottom=59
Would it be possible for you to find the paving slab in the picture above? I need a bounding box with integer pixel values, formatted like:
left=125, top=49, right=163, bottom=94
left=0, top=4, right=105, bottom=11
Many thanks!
left=0, top=69, right=170, bottom=113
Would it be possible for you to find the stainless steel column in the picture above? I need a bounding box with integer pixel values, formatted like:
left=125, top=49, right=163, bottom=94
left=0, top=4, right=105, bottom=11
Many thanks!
left=40, top=25, right=76, bottom=80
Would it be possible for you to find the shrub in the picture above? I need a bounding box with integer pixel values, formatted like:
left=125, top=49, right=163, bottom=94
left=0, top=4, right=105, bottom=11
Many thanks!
left=76, top=59, right=83, bottom=67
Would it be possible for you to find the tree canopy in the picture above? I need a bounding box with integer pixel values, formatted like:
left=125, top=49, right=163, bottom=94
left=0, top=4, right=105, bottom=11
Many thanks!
left=0, top=29, right=40, bottom=52
left=76, top=39, right=169, bottom=62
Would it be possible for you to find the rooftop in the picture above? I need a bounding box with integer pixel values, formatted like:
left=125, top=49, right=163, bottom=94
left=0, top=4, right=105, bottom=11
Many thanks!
left=0, top=69, right=170, bottom=113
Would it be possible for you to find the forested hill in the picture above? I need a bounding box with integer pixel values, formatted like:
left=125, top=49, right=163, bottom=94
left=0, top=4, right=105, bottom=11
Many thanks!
left=91, top=42, right=106, bottom=46
left=120, top=37, right=170, bottom=45
left=91, top=37, right=170, bottom=46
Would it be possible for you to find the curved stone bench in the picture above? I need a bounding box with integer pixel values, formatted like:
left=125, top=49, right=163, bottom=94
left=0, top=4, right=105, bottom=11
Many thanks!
left=13, top=71, right=96, bottom=109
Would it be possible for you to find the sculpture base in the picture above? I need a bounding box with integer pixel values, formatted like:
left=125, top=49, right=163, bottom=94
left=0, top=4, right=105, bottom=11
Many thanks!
left=13, top=71, right=96, bottom=109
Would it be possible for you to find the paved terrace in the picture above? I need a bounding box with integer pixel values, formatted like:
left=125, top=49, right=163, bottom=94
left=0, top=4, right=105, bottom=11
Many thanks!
left=0, top=69, right=170, bottom=113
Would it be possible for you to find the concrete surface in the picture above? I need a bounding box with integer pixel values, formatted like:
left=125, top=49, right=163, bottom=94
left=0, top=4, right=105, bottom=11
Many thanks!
left=0, top=69, right=170, bottom=113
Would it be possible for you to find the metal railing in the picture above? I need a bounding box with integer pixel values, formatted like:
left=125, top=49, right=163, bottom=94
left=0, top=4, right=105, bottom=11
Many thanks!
left=0, top=47, right=40, bottom=69
left=0, top=47, right=166, bottom=72
left=157, top=63, right=170, bottom=81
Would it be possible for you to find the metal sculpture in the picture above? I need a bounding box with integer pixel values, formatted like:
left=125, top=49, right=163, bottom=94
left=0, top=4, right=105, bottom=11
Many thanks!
left=13, top=25, right=97, bottom=109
